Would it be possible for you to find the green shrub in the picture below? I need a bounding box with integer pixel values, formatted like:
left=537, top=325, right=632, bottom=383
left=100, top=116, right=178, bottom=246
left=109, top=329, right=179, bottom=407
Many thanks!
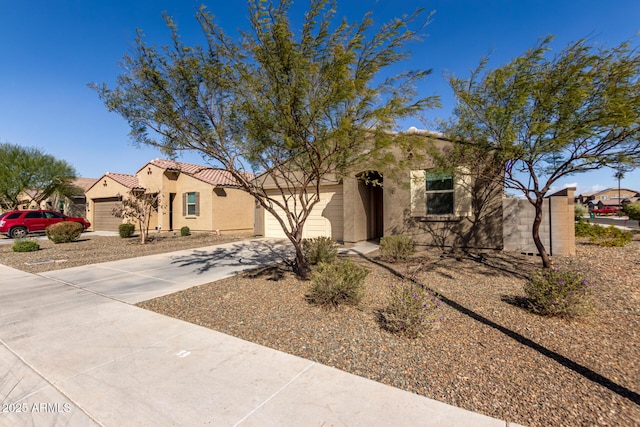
left=575, top=219, right=597, bottom=237
left=302, top=236, right=338, bottom=265
left=574, top=204, right=587, bottom=219
left=45, top=222, right=83, bottom=243
left=589, top=225, right=632, bottom=247
left=307, top=259, right=369, bottom=308
left=623, top=201, right=640, bottom=220
left=379, top=281, right=440, bottom=338
left=524, top=268, right=593, bottom=318
left=118, top=223, right=136, bottom=238
left=12, top=239, right=40, bottom=252
left=180, top=226, right=191, bottom=236
left=379, top=235, right=415, bottom=263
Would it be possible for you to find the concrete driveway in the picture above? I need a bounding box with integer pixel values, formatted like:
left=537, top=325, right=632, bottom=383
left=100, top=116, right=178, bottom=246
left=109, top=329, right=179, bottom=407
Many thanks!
left=0, top=239, right=520, bottom=426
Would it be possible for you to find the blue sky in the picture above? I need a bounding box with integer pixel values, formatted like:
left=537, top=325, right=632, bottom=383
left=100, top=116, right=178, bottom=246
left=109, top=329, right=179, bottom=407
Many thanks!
left=1, top=0, right=639, bottom=195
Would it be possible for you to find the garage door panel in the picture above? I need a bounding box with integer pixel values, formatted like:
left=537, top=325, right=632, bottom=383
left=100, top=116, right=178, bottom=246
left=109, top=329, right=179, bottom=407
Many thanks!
left=93, top=198, right=122, bottom=231
left=264, top=187, right=343, bottom=241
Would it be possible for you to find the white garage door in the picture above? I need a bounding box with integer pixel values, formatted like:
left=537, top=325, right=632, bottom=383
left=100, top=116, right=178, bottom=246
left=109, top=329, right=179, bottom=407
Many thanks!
left=264, top=186, right=343, bottom=241
left=93, top=198, right=122, bottom=231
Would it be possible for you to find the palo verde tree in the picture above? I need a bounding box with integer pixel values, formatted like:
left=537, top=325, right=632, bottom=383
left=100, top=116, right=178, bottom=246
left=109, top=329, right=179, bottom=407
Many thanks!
left=445, top=36, right=640, bottom=268
left=91, top=0, right=437, bottom=277
left=0, top=142, right=77, bottom=210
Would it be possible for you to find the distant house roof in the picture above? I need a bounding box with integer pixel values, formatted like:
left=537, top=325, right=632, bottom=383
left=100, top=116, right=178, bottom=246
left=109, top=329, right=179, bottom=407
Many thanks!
left=578, top=188, right=640, bottom=198
left=72, top=177, right=99, bottom=192
left=144, top=158, right=252, bottom=187
left=104, top=172, right=141, bottom=189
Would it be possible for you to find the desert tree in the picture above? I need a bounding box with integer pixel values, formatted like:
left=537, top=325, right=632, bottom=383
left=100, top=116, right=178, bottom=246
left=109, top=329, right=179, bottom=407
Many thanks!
left=0, top=142, right=77, bottom=210
left=91, top=0, right=438, bottom=277
left=112, top=190, right=160, bottom=244
left=444, top=36, right=640, bottom=268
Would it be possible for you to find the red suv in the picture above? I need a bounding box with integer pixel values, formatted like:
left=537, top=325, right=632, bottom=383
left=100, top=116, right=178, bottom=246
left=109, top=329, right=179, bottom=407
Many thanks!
left=0, top=210, right=91, bottom=239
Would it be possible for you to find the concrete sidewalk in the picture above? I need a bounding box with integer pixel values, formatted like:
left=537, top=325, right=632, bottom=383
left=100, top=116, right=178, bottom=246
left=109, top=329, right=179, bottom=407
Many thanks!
left=0, top=240, right=523, bottom=426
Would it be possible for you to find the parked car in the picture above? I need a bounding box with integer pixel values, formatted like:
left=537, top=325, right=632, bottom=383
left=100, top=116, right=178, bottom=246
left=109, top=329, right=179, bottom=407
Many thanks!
left=0, top=210, right=91, bottom=238
left=590, top=206, right=619, bottom=215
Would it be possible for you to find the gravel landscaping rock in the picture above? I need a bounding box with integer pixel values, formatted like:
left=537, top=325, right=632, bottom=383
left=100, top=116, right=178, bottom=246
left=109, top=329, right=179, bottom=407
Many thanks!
left=2, top=231, right=638, bottom=426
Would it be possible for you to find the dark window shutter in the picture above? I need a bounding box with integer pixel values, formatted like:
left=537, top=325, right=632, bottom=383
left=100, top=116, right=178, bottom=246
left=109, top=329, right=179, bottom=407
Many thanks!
left=195, top=192, right=200, bottom=216
left=182, top=193, right=186, bottom=216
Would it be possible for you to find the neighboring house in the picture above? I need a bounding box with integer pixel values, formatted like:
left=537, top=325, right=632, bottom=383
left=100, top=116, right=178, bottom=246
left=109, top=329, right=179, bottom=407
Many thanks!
left=254, top=131, right=504, bottom=249
left=576, top=188, right=640, bottom=209
left=85, top=159, right=255, bottom=233
left=13, top=178, right=98, bottom=217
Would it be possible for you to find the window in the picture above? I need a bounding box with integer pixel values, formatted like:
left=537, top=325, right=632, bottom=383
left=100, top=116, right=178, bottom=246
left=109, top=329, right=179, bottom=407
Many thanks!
left=410, top=168, right=471, bottom=218
left=24, top=212, right=43, bottom=219
left=426, top=171, right=454, bottom=215
left=44, top=212, right=64, bottom=219
left=183, top=192, right=200, bottom=216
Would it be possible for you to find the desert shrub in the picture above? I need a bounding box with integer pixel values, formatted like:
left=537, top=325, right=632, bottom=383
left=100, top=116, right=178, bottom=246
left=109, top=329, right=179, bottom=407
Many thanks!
left=575, top=219, right=598, bottom=237
left=524, top=268, right=592, bottom=318
left=45, top=222, right=83, bottom=243
left=307, top=259, right=369, bottom=308
left=623, top=201, right=640, bottom=220
left=379, top=235, right=415, bottom=263
left=12, top=239, right=40, bottom=252
left=589, top=225, right=632, bottom=247
left=118, top=223, right=136, bottom=238
left=574, top=204, right=587, bottom=219
left=180, top=226, right=191, bottom=236
left=379, top=281, right=440, bottom=338
left=302, top=236, right=338, bottom=265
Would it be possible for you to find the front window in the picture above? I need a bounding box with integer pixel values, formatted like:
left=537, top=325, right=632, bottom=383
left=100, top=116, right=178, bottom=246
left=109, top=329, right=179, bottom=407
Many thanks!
left=426, top=171, right=454, bottom=215
left=187, top=192, right=197, bottom=216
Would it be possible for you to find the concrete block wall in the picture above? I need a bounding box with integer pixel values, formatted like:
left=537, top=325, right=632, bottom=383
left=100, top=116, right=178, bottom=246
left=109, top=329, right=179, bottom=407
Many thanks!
left=502, top=187, right=576, bottom=256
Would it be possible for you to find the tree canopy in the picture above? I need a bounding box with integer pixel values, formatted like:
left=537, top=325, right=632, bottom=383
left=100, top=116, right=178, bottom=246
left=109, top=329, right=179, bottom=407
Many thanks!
left=91, top=0, right=438, bottom=276
left=0, top=142, right=77, bottom=210
left=444, top=36, right=640, bottom=267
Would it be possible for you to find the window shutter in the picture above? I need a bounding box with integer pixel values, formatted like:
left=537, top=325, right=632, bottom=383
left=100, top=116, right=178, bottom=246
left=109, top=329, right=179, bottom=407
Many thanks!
left=410, top=170, right=427, bottom=217
left=454, top=167, right=472, bottom=217
left=182, top=193, right=186, bottom=216
left=195, top=192, right=200, bottom=216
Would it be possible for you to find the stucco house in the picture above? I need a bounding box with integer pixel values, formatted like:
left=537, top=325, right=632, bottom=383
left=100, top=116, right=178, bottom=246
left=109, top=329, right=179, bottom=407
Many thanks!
left=85, top=159, right=254, bottom=233
left=254, top=131, right=504, bottom=249
left=576, top=188, right=640, bottom=209
left=12, top=178, right=98, bottom=216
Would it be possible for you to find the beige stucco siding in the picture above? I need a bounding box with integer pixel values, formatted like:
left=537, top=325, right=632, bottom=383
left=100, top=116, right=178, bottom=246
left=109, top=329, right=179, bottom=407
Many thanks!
left=210, top=187, right=254, bottom=232
left=263, top=186, right=344, bottom=240
left=85, top=177, right=131, bottom=231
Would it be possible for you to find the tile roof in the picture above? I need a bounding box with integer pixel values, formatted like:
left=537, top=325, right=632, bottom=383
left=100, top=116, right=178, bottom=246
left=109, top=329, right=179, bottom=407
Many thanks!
left=105, top=172, right=141, bottom=189
left=72, top=178, right=99, bottom=192
left=146, top=159, right=252, bottom=187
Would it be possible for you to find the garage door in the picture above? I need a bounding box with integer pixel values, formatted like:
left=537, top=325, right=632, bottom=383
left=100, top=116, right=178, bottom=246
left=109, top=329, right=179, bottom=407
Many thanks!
left=264, top=186, right=343, bottom=241
left=93, top=198, right=123, bottom=231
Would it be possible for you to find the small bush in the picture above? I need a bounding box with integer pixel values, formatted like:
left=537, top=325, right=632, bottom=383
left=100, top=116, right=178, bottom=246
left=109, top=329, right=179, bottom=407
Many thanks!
left=180, top=226, right=191, bottom=236
left=12, top=239, right=40, bottom=252
left=574, top=204, right=588, bottom=219
left=589, top=225, right=632, bottom=247
left=524, top=268, right=593, bottom=318
left=307, top=259, right=369, bottom=308
left=118, top=223, right=136, bottom=238
left=302, top=236, right=338, bottom=265
left=623, top=201, right=640, bottom=220
left=379, top=281, right=440, bottom=338
left=379, top=235, right=415, bottom=263
left=575, top=219, right=597, bottom=237
left=45, top=222, right=83, bottom=243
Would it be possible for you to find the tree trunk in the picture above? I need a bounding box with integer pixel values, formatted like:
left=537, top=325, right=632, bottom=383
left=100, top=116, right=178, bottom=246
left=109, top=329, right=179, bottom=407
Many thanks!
left=289, top=233, right=309, bottom=279
left=531, top=198, right=552, bottom=268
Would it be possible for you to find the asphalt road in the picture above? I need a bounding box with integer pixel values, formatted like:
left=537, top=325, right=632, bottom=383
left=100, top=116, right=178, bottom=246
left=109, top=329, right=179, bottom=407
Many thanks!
left=584, top=216, right=639, bottom=229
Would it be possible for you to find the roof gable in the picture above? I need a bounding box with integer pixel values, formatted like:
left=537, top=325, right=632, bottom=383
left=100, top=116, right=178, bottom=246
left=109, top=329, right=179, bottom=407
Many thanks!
left=145, top=158, right=252, bottom=187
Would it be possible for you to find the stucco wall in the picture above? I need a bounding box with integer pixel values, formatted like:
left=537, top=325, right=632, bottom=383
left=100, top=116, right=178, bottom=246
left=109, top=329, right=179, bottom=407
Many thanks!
left=211, top=187, right=255, bottom=232
left=85, top=177, right=131, bottom=231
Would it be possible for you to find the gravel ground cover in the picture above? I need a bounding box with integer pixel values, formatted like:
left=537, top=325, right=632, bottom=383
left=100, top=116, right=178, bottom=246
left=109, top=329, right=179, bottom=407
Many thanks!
left=0, top=231, right=251, bottom=273
left=2, top=232, right=638, bottom=426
